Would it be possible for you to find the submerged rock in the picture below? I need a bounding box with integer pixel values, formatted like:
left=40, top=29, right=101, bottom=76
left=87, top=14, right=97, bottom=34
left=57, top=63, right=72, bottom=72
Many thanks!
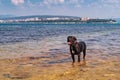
left=3, top=73, right=30, bottom=79
left=103, top=74, right=115, bottom=77
left=80, top=68, right=90, bottom=72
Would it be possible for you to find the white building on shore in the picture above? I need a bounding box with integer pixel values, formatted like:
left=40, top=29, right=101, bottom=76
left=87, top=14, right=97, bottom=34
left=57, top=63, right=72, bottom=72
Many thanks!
left=81, top=17, right=90, bottom=21
left=0, top=20, right=4, bottom=23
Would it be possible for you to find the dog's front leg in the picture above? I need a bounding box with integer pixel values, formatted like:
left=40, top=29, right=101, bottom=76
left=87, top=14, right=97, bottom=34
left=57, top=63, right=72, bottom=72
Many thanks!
left=71, top=54, right=75, bottom=64
left=70, top=46, right=75, bottom=64
left=78, top=54, right=80, bottom=62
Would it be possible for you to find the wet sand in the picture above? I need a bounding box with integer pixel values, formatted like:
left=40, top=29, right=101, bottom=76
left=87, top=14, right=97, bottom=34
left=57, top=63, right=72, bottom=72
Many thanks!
left=0, top=39, right=120, bottom=80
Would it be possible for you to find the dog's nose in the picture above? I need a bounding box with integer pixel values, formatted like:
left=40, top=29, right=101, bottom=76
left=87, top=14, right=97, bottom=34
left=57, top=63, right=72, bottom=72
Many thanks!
left=67, top=42, right=71, bottom=45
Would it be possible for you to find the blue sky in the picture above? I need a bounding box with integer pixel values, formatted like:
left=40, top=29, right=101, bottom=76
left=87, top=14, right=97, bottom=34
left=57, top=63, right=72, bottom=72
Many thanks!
left=0, top=0, right=120, bottom=18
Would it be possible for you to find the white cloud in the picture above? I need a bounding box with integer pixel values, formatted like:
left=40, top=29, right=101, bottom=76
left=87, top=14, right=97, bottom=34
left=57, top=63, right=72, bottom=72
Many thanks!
left=68, top=0, right=79, bottom=4
left=66, top=0, right=84, bottom=8
left=59, top=0, right=64, bottom=3
left=43, top=0, right=64, bottom=5
left=101, top=0, right=120, bottom=8
left=11, top=0, right=24, bottom=6
left=102, top=0, right=120, bottom=4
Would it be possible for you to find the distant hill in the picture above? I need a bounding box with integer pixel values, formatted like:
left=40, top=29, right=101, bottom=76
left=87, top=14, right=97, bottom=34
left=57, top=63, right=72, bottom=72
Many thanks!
left=1, top=15, right=80, bottom=20
left=0, top=15, right=117, bottom=24
left=114, top=18, right=120, bottom=23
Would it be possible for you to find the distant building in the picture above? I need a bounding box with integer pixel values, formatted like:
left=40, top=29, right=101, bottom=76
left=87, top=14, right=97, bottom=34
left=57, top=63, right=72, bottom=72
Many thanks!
left=0, top=20, right=3, bottom=23
left=46, top=17, right=60, bottom=20
left=81, top=17, right=90, bottom=21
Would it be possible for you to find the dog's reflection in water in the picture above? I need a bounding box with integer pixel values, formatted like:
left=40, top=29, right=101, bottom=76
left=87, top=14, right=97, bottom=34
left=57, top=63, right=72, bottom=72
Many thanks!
left=72, top=60, right=87, bottom=67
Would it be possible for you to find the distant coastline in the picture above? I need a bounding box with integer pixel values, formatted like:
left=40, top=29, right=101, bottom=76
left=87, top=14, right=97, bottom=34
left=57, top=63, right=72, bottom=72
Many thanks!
left=0, top=15, right=117, bottom=24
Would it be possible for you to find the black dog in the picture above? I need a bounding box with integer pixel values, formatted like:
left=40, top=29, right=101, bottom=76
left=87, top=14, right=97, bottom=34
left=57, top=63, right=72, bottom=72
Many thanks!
left=67, top=36, right=86, bottom=64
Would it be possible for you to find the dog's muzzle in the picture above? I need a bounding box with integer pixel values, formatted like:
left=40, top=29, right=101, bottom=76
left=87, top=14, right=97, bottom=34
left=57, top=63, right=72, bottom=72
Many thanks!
left=67, top=42, right=71, bottom=45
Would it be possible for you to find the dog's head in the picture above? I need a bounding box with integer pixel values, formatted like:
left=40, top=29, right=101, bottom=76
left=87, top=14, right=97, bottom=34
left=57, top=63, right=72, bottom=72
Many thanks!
left=67, top=36, right=77, bottom=45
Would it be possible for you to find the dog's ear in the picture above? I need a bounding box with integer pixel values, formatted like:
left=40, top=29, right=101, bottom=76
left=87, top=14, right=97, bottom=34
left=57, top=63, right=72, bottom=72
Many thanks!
left=72, top=36, right=77, bottom=41
left=67, top=36, right=71, bottom=42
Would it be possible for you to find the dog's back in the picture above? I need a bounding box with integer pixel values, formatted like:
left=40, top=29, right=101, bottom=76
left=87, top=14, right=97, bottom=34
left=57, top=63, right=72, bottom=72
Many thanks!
left=78, top=41, right=86, bottom=52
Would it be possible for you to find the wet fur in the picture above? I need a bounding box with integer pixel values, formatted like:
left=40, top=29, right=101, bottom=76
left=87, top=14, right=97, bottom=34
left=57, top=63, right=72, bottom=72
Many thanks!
left=67, top=36, right=86, bottom=63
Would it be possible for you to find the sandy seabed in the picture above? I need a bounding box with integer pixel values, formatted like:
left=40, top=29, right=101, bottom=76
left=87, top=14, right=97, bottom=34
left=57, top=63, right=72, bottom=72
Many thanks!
left=0, top=40, right=120, bottom=80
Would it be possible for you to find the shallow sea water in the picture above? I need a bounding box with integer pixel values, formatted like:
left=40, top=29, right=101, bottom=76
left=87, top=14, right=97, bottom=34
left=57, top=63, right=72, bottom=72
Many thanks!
left=0, top=23, right=120, bottom=80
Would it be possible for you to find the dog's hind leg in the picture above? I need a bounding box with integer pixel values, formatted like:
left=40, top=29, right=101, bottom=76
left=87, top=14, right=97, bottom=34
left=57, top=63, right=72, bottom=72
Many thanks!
left=83, top=49, right=86, bottom=60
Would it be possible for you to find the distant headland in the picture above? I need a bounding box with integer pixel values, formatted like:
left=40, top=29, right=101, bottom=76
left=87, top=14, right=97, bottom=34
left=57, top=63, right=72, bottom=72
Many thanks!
left=0, top=15, right=118, bottom=24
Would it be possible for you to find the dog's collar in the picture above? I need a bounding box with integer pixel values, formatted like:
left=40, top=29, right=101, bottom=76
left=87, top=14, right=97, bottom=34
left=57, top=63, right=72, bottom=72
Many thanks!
left=74, top=41, right=78, bottom=44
